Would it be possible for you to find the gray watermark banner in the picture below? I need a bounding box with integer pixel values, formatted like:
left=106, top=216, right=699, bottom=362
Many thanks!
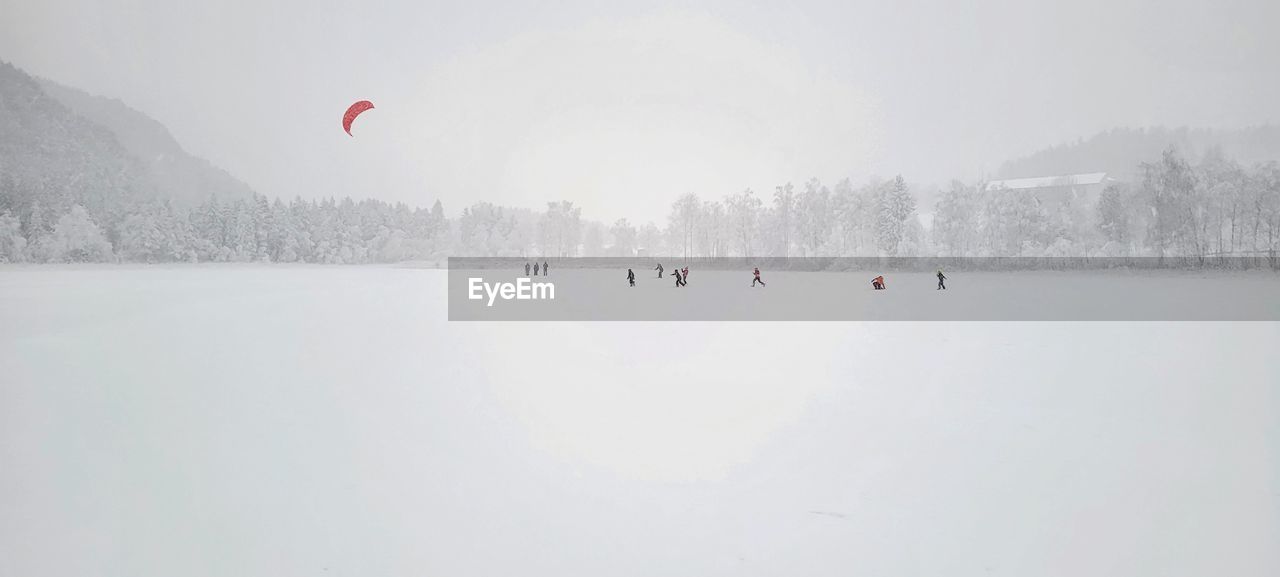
left=447, top=257, right=1280, bottom=321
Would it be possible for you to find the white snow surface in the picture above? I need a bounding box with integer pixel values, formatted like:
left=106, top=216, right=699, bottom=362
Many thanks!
left=1, top=265, right=1277, bottom=576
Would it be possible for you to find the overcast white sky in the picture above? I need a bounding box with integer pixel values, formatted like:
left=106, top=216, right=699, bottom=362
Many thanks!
left=2, top=0, right=1278, bottom=222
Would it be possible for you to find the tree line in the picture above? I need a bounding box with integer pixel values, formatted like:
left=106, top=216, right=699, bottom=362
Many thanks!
left=1, top=148, right=1277, bottom=263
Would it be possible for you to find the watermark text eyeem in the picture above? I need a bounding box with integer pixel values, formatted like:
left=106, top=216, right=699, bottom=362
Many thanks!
left=468, top=277, right=556, bottom=307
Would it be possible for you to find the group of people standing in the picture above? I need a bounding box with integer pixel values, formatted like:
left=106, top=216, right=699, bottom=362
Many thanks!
left=523, top=261, right=550, bottom=276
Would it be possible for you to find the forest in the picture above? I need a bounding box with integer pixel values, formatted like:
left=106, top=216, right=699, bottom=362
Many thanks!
left=1, top=148, right=1278, bottom=264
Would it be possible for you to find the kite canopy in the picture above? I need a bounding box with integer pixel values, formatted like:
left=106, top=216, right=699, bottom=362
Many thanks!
left=342, top=100, right=375, bottom=136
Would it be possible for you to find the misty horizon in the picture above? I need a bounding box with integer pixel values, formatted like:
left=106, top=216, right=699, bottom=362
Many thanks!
left=3, top=0, right=1278, bottom=224
left=9, top=60, right=1280, bottom=224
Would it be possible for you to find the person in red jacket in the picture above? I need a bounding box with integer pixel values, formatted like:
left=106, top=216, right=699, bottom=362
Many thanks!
left=752, top=267, right=766, bottom=287
left=872, top=275, right=885, bottom=290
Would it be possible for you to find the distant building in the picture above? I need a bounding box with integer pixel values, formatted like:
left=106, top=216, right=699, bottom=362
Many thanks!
left=984, top=172, right=1112, bottom=206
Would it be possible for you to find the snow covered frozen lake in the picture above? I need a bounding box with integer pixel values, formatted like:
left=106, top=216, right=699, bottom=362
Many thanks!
left=2, top=265, right=1277, bottom=576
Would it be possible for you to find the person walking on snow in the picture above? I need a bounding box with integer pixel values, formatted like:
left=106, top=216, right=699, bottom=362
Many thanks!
left=673, top=268, right=685, bottom=287
left=525, top=262, right=531, bottom=276
left=682, top=267, right=689, bottom=282
left=533, top=262, right=540, bottom=276
left=752, top=267, right=766, bottom=287
left=936, top=269, right=947, bottom=290
left=543, top=261, right=549, bottom=276
left=627, top=268, right=636, bottom=287
left=655, top=263, right=664, bottom=278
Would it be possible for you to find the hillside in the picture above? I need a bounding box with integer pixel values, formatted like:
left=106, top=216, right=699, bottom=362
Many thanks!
left=37, top=77, right=254, bottom=208
left=0, top=60, right=151, bottom=229
left=998, top=126, right=1280, bottom=180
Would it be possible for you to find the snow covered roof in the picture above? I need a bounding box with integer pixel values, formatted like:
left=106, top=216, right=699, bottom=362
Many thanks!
left=985, top=172, right=1108, bottom=192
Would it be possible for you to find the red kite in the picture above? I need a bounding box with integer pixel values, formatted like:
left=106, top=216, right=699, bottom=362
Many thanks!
left=342, top=100, right=375, bottom=136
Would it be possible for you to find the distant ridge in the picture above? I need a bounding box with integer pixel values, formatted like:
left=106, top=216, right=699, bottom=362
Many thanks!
left=36, top=77, right=254, bottom=208
left=0, top=60, right=150, bottom=224
left=998, top=126, right=1280, bottom=180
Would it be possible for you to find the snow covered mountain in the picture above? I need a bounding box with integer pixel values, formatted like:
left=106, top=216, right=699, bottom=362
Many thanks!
left=37, top=76, right=254, bottom=209
left=0, top=60, right=150, bottom=225
left=998, top=126, right=1280, bottom=180
left=0, top=59, right=252, bottom=226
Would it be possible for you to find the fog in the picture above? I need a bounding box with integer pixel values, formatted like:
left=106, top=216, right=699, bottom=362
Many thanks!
left=3, top=0, right=1278, bottom=222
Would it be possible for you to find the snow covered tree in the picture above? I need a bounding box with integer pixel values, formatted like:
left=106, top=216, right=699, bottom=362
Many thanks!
left=725, top=188, right=762, bottom=257
left=874, top=175, right=916, bottom=255
left=831, top=178, right=872, bottom=256
left=538, top=201, right=582, bottom=257
left=0, top=211, right=27, bottom=262
left=458, top=202, right=508, bottom=256
left=1096, top=183, right=1132, bottom=251
left=696, top=200, right=727, bottom=258
left=581, top=221, right=605, bottom=257
left=40, top=205, right=113, bottom=262
left=609, top=218, right=637, bottom=256
left=796, top=178, right=832, bottom=256
left=637, top=222, right=664, bottom=256
left=770, top=183, right=796, bottom=256
left=932, top=181, right=981, bottom=256
left=1142, top=148, right=1204, bottom=257
left=666, top=193, right=700, bottom=260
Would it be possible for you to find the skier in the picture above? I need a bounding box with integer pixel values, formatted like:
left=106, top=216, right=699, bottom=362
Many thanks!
left=872, top=275, right=886, bottom=290
left=543, top=261, right=550, bottom=276
left=936, top=269, right=947, bottom=290
left=752, top=267, right=766, bottom=287
left=533, top=262, right=540, bottom=276
left=627, top=268, right=636, bottom=287
left=655, top=263, right=664, bottom=278
left=673, top=268, right=685, bottom=287
left=525, top=262, right=531, bottom=276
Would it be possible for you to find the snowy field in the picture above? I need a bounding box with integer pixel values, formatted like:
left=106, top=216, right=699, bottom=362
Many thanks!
left=449, top=267, right=1280, bottom=320
left=1, top=265, right=1278, bottom=576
